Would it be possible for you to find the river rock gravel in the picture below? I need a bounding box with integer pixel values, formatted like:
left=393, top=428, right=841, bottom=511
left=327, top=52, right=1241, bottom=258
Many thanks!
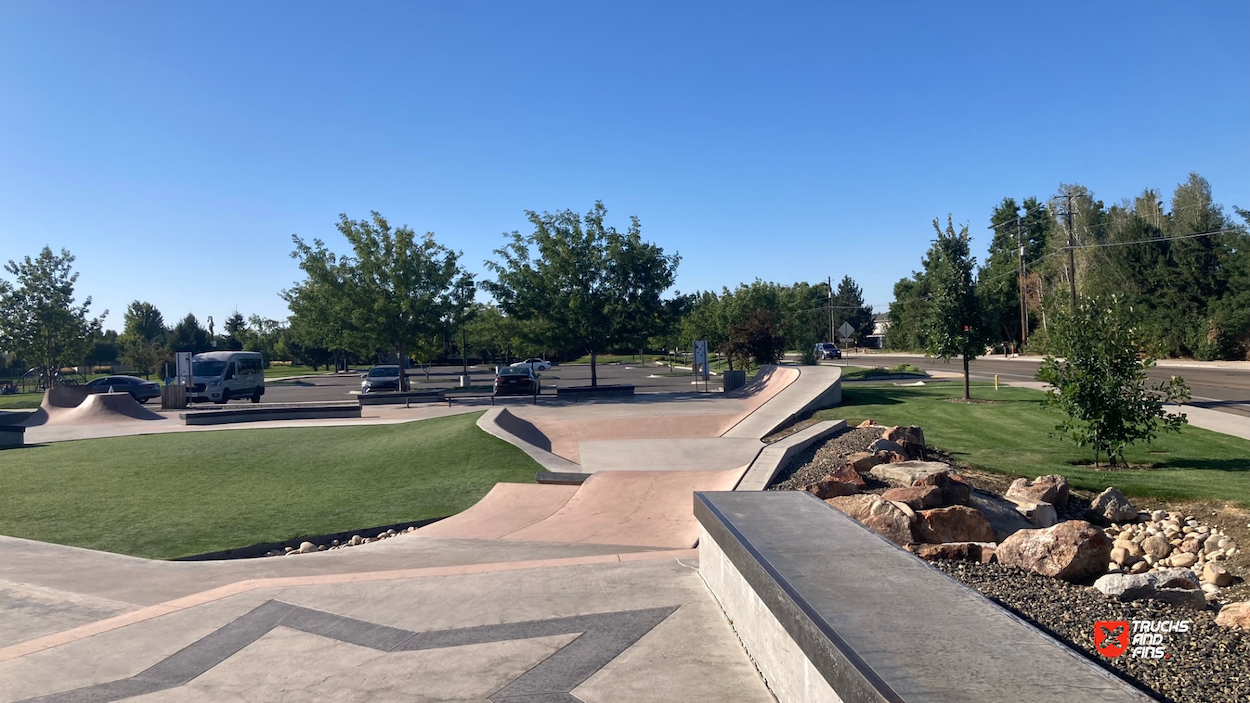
left=934, top=560, right=1250, bottom=703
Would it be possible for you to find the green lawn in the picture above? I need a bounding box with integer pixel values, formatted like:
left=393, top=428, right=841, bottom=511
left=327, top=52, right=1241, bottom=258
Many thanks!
left=264, top=365, right=330, bottom=379
left=816, top=383, right=1250, bottom=506
left=839, top=364, right=929, bottom=381
left=0, top=412, right=541, bottom=559
left=0, top=393, right=42, bottom=409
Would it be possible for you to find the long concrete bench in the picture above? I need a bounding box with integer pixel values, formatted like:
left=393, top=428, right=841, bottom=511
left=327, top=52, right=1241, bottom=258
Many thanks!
left=358, top=390, right=445, bottom=405
left=694, top=491, right=1149, bottom=703
left=555, top=384, right=634, bottom=400
left=180, top=405, right=362, bottom=425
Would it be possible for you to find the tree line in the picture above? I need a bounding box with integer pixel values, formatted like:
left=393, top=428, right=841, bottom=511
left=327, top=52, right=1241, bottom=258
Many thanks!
left=1, top=202, right=876, bottom=389
left=887, top=173, right=1250, bottom=361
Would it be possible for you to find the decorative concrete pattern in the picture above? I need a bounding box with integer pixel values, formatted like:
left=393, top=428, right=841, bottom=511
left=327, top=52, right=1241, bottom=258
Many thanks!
left=13, top=601, right=678, bottom=703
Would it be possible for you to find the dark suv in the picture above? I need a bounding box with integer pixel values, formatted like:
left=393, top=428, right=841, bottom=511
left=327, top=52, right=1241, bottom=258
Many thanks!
left=815, top=343, right=842, bottom=360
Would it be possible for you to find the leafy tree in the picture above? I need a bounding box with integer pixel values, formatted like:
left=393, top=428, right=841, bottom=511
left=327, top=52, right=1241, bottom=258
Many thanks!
left=727, top=308, right=785, bottom=368
left=167, top=313, right=211, bottom=353
left=291, top=212, right=463, bottom=390
left=121, top=338, right=165, bottom=378
left=485, top=202, right=679, bottom=386
left=0, top=247, right=105, bottom=388
left=86, top=329, right=120, bottom=366
left=1037, top=296, right=1190, bottom=467
left=923, top=216, right=988, bottom=400
left=284, top=242, right=364, bottom=372
left=121, top=301, right=166, bottom=343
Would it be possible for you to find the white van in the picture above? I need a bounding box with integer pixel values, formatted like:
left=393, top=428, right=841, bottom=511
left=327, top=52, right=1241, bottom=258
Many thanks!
left=188, top=351, right=266, bottom=404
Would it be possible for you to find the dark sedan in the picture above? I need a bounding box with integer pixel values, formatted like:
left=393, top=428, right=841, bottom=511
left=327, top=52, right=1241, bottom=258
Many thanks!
left=494, top=367, right=539, bottom=396
left=361, top=365, right=403, bottom=394
left=86, top=375, right=162, bottom=403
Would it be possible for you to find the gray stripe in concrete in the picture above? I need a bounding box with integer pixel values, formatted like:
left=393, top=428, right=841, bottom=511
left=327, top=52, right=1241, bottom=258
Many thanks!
left=14, top=601, right=678, bottom=703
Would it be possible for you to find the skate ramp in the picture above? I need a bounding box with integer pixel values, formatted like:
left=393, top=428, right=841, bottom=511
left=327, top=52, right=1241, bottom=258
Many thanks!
left=416, top=467, right=746, bottom=549
left=24, top=391, right=166, bottom=426
left=415, top=483, right=580, bottom=540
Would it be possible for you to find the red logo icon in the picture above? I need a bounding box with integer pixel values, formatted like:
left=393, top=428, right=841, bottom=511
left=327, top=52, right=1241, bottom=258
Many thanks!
left=1095, top=620, right=1129, bottom=658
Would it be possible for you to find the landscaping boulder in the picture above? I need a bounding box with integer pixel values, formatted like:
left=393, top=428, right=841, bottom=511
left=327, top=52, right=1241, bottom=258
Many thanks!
left=1202, top=563, right=1233, bottom=587
left=1005, top=475, right=1070, bottom=511
left=888, top=500, right=918, bottom=524
left=877, top=450, right=909, bottom=464
left=867, top=438, right=906, bottom=455
left=882, top=425, right=927, bottom=460
left=913, top=506, right=996, bottom=544
left=1141, top=535, right=1172, bottom=559
left=881, top=485, right=943, bottom=510
left=1091, top=487, right=1138, bottom=524
left=996, top=520, right=1113, bottom=581
left=968, top=490, right=1034, bottom=541
left=1010, top=500, right=1059, bottom=529
left=1093, top=568, right=1206, bottom=609
left=856, top=419, right=874, bottom=428
left=827, top=464, right=867, bottom=488
left=868, top=461, right=949, bottom=487
left=911, top=541, right=995, bottom=564
left=806, top=479, right=858, bottom=499
left=845, top=452, right=886, bottom=473
left=824, top=495, right=914, bottom=547
left=1215, top=602, right=1250, bottom=630
left=912, top=470, right=971, bottom=505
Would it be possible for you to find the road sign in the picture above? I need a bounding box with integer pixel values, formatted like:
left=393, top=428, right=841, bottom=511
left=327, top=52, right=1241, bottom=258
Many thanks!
left=838, top=321, right=855, bottom=339
left=693, top=341, right=709, bottom=380
left=175, top=352, right=192, bottom=385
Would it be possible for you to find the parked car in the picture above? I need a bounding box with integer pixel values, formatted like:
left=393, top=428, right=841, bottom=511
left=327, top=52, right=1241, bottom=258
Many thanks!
left=511, top=358, right=552, bottom=371
left=361, top=365, right=403, bottom=394
left=187, top=351, right=266, bottom=404
left=494, top=366, right=540, bottom=396
left=86, top=375, right=161, bottom=404
left=815, top=343, right=842, bottom=360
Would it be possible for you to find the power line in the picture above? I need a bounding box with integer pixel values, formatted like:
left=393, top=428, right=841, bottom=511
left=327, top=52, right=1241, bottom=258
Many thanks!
left=1061, top=228, right=1241, bottom=250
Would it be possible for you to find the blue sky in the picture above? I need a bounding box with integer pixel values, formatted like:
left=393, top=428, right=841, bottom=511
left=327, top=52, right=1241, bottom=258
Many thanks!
left=2, top=1, right=1247, bottom=331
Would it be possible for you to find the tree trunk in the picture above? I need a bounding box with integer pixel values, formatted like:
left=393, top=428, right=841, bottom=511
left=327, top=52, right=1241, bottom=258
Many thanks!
left=962, top=354, right=970, bottom=400
left=590, top=350, right=598, bottom=387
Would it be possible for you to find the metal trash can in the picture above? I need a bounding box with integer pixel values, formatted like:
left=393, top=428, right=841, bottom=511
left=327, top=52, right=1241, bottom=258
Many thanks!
left=722, top=370, right=747, bottom=392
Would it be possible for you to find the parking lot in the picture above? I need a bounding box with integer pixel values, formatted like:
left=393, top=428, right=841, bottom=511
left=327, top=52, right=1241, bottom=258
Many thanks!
left=259, top=361, right=719, bottom=404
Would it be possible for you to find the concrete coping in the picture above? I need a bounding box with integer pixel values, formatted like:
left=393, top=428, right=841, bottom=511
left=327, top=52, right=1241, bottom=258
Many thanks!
left=180, top=405, right=362, bottom=425
left=694, top=491, right=1150, bottom=703
left=734, top=419, right=847, bottom=491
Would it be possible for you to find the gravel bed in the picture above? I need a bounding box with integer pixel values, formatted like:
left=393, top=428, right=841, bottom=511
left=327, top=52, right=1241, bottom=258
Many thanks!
left=934, top=560, right=1250, bottom=703
left=768, top=426, right=883, bottom=490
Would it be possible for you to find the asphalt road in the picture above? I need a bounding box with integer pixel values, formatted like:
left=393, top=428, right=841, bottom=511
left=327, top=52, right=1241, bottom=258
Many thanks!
left=844, top=353, right=1250, bottom=419
left=259, top=361, right=712, bottom=404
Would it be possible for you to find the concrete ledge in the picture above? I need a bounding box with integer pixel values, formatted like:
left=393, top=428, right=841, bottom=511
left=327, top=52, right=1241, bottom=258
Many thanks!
left=555, top=384, right=634, bottom=400
left=694, top=491, right=1150, bottom=703
left=180, top=405, right=362, bottom=425
left=358, top=390, right=445, bottom=405
left=535, top=471, right=591, bottom=485
left=0, top=424, right=25, bottom=447
left=734, top=419, right=847, bottom=491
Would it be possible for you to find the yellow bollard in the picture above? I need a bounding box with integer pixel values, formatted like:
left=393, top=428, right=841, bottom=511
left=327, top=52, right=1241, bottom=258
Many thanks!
left=995, top=374, right=999, bottom=390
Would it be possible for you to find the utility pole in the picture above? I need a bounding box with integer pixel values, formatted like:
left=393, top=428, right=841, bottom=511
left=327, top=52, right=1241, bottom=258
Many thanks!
left=1064, top=192, right=1077, bottom=308
left=1017, top=216, right=1027, bottom=349
left=827, top=276, right=834, bottom=343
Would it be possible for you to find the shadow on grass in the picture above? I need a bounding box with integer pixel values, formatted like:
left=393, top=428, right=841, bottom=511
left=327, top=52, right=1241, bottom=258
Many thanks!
left=1153, top=458, right=1250, bottom=473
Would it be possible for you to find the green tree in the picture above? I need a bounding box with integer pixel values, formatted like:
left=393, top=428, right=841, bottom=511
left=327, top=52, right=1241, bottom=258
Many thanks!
left=1036, top=296, right=1190, bottom=467
left=923, top=216, right=988, bottom=400
left=831, top=275, right=873, bottom=346
left=484, top=202, right=680, bottom=386
left=727, top=308, right=785, bottom=367
left=167, top=314, right=210, bottom=353
left=121, top=301, right=166, bottom=343
left=291, top=212, right=463, bottom=390
left=0, top=247, right=105, bottom=388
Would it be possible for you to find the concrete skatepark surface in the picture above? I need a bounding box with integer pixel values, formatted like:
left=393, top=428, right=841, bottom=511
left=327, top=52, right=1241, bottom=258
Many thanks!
left=0, top=365, right=842, bottom=702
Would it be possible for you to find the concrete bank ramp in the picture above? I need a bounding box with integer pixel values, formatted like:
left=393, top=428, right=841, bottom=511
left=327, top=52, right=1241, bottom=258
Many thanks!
left=29, top=391, right=165, bottom=426
left=417, top=467, right=746, bottom=549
